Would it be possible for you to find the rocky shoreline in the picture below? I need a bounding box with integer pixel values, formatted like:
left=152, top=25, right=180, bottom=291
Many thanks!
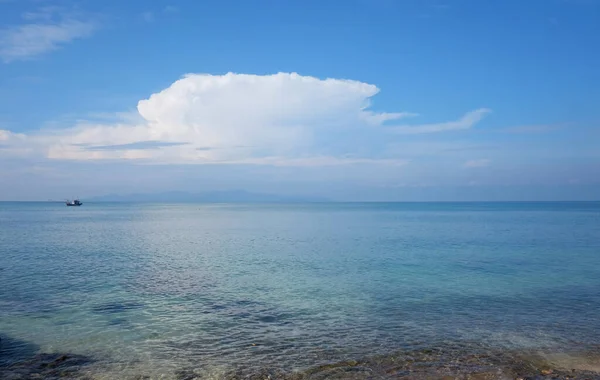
left=0, top=353, right=94, bottom=380
left=2, top=344, right=600, bottom=380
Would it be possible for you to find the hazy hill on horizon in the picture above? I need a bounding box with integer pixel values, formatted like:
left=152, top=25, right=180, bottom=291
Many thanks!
left=87, top=190, right=330, bottom=203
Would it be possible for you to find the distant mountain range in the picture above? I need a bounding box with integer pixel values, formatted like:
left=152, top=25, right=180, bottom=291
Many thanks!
left=87, top=190, right=330, bottom=203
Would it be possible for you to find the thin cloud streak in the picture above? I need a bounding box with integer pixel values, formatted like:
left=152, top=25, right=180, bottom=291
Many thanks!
left=502, top=124, right=562, bottom=134
left=83, top=141, right=189, bottom=151
left=0, top=8, right=98, bottom=63
left=464, top=159, right=490, bottom=168
left=392, top=108, right=491, bottom=134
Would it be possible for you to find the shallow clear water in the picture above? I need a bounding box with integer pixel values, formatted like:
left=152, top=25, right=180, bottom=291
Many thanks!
left=1, top=202, right=599, bottom=378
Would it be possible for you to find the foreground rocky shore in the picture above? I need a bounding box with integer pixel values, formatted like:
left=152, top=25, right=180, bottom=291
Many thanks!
left=2, top=344, right=600, bottom=380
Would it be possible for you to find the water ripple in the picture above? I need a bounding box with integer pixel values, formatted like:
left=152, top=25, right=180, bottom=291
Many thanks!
left=1, top=202, right=599, bottom=378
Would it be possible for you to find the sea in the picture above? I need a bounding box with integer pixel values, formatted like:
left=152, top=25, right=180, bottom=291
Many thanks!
left=1, top=202, right=599, bottom=379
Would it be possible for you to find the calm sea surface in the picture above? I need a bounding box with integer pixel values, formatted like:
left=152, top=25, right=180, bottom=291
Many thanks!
left=1, top=202, right=599, bottom=378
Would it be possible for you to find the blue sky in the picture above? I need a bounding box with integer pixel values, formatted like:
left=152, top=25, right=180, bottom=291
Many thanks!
left=0, top=0, right=598, bottom=201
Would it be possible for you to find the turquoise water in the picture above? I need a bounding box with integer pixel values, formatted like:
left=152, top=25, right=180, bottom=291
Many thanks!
left=1, top=202, right=599, bottom=378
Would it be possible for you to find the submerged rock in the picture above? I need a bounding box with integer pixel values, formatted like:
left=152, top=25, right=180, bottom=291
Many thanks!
left=2, top=340, right=600, bottom=379
left=201, top=344, right=600, bottom=380
left=0, top=353, right=93, bottom=380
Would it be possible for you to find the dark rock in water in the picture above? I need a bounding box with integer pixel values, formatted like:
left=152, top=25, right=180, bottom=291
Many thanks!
left=0, top=352, right=94, bottom=380
left=0, top=334, right=41, bottom=367
left=257, top=315, right=278, bottom=323
left=40, top=354, right=68, bottom=368
left=108, top=317, right=128, bottom=326
left=91, top=301, right=144, bottom=314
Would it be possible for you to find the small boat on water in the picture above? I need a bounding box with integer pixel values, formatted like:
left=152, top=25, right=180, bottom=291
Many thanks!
left=66, top=199, right=82, bottom=206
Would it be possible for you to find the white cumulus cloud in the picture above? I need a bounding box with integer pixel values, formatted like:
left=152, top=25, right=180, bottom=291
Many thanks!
left=0, top=72, right=489, bottom=166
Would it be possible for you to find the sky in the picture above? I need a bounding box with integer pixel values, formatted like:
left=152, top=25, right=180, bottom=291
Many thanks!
left=0, top=0, right=599, bottom=201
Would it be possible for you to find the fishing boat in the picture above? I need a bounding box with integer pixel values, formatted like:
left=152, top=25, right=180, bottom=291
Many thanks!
left=66, top=199, right=82, bottom=206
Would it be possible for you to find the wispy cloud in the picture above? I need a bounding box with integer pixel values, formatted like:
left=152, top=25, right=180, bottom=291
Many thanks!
left=502, top=124, right=561, bottom=134
left=141, top=6, right=178, bottom=23
left=141, top=11, right=155, bottom=23
left=219, top=156, right=409, bottom=167
left=0, top=7, right=98, bottom=63
left=464, top=159, right=490, bottom=168
left=22, top=6, right=63, bottom=21
left=164, top=6, right=179, bottom=13
left=431, top=3, right=450, bottom=11
left=559, top=0, right=600, bottom=5
left=442, top=145, right=497, bottom=152
left=82, top=141, right=189, bottom=151
left=392, top=108, right=491, bottom=134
